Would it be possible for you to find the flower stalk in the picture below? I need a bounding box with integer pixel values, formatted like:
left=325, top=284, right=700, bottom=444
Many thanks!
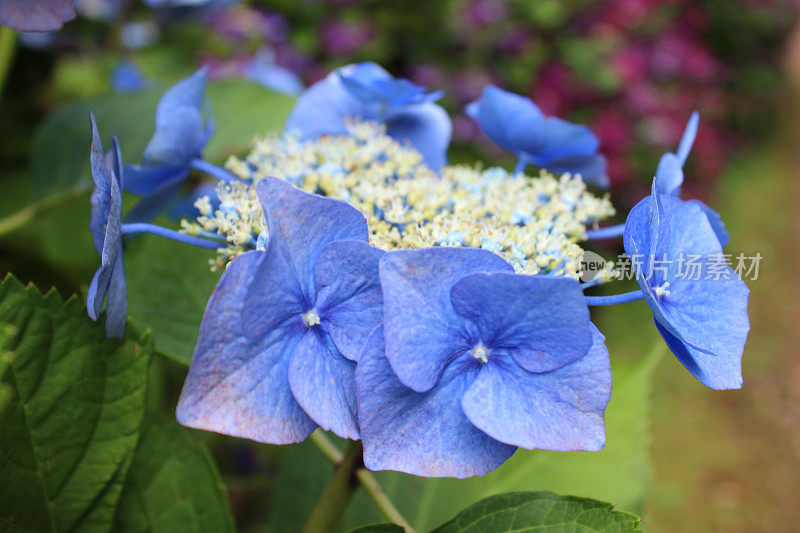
left=308, top=431, right=415, bottom=532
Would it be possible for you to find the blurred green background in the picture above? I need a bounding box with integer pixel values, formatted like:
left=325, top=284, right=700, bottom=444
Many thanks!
left=1, top=1, right=799, bottom=531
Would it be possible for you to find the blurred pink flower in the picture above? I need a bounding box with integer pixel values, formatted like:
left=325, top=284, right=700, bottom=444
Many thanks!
left=320, top=20, right=373, bottom=55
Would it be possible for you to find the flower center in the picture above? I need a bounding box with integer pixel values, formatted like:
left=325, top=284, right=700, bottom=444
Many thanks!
left=470, top=343, right=490, bottom=364
left=654, top=281, right=671, bottom=299
left=302, top=308, right=321, bottom=328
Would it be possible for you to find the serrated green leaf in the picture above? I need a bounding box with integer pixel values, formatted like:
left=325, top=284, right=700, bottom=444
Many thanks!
left=31, top=80, right=294, bottom=200
left=350, top=492, right=641, bottom=533
left=0, top=274, right=153, bottom=532
left=113, top=413, right=234, bottom=533
left=431, top=491, right=641, bottom=533
left=125, top=234, right=221, bottom=365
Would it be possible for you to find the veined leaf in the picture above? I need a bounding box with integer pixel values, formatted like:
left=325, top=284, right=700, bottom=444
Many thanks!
left=113, top=413, right=234, bottom=532
left=0, top=275, right=153, bottom=531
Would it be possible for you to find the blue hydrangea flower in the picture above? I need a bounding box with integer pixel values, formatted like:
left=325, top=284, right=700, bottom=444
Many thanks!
left=654, top=112, right=729, bottom=247
left=0, top=0, right=76, bottom=32
left=176, top=176, right=385, bottom=443
left=624, top=180, right=750, bottom=389
left=86, top=113, right=126, bottom=339
left=124, top=68, right=213, bottom=222
left=284, top=62, right=451, bottom=170
left=466, top=85, right=608, bottom=188
left=356, top=248, right=611, bottom=478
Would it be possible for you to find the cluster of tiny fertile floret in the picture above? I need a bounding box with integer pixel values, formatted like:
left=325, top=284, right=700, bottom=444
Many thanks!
left=181, top=121, right=617, bottom=280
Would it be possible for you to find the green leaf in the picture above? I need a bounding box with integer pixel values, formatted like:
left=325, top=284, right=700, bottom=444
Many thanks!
left=351, top=492, right=641, bottom=533
left=125, top=234, right=221, bottom=365
left=268, top=342, right=663, bottom=532
left=0, top=275, right=153, bottom=532
left=31, top=80, right=294, bottom=199
left=431, top=491, right=641, bottom=532
left=113, top=413, right=234, bottom=532
left=0, top=322, right=15, bottom=418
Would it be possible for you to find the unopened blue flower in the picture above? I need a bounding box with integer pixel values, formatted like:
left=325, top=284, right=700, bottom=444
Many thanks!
left=86, top=113, right=126, bottom=339
left=285, top=62, right=451, bottom=170
left=111, top=60, right=150, bottom=93
left=0, top=0, right=76, bottom=32
left=177, top=177, right=385, bottom=443
left=466, top=85, right=608, bottom=188
left=356, top=248, right=611, bottom=478
left=654, top=112, right=729, bottom=247
left=124, top=68, right=213, bottom=221
left=623, top=180, right=749, bottom=389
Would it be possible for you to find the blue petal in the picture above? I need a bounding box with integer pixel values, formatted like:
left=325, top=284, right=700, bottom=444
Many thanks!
left=655, top=152, right=683, bottom=196
left=176, top=252, right=317, bottom=444
left=241, top=177, right=368, bottom=338
left=89, top=112, right=111, bottom=253
left=104, top=251, right=127, bottom=339
left=386, top=103, right=452, bottom=170
left=142, top=106, right=206, bottom=166
left=527, top=116, right=599, bottom=161
left=155, top=67, right=207, bottom=122
left=314, top=240, right=385, bottom=362
left=676, top=111, right=699, bottom=166
left=123, top=163, right=187, bottom=195
left=249, top=57, right=304, bottom=96
left=288, top=330, right=359, bottom=440
left=449, top=273, right=592, bottom=373
left=466, top=85, right=544, bottom=156
left=655, top=320, right=743, bottom=390
left=688, top=199, right=730, bottom=248
left=339, top=62, right=439, bottom=107
left=537, top=153, right=608, bottom=188
left=88, top=139, right=124, bottom=321
left=467, top=85, right=602, bottom=184
left=461, top=324, right=611, bottom=451
left=337, top=62, right=392, bottom=102
left=379, top=247, right=513, bottom=392
left=284, top=69, right=369, bottom=140
left=0, top=0, right=76, bottom=32
left=357, top=326, right=516, bottom=478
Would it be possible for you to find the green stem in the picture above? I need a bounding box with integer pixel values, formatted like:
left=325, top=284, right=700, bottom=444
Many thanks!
left=308, top=431, right=416, bottom=532
left=0, top=185, right=91, bottom=238
left=0, top=27, right=17, bottom=104
left=355, top=469, right=414, bottom=531
left=302, top=441, right=363, bottom=533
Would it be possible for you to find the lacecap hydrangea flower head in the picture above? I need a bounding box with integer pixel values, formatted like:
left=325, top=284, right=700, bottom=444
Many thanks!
left=162, top=66, right=750, bottom=479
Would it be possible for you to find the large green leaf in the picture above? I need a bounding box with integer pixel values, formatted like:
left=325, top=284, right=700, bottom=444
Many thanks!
left=353, top=492, right=641, bottom=533
left=0, top=275, right=153, bottom=532
left=31, top=80, right=294, bottom=199
left=113, top=413, right=234, bottom=532
left=125, top=234, right=221, bottom=365
left=268, top=342, right=663, bottom=532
